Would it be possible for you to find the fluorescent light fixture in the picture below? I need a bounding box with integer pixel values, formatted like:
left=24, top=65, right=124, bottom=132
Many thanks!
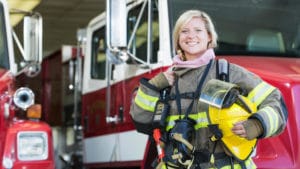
left=7, top=0, right=41, bottom=27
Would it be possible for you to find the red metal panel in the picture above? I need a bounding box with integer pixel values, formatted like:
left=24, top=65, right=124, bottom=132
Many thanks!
left=3, top=120, right=55, bottom=169
left=224, top=56, right=300, bottom=169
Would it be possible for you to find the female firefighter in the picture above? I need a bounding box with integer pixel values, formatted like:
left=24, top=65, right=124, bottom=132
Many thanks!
left=130, top=10, right=287, bottom=169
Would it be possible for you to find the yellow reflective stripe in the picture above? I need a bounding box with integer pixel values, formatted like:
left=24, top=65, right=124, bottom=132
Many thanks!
left=165, top=114, right=185, bottom=131
left=209, top=158, right=256, bottom=169
left=248, top=159, right=257, bottom=169
left=195, top=112, right=209, bottom=129
left=262, top=106, right=279, bottom=137
left=161, top=157, right=256, bottom=169
left=162, top=161, right=256, bottom=169
left=165, top=112, right=208, bottom=131
left=161, top=162, right=179, bottom=169
left=248, top=82, right=275, bottom=106
left=134, top=88, right=159, bottom=112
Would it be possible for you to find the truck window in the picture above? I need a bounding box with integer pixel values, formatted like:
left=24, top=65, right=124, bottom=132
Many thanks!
left=127, top=1, right=159, bottom=64
left=91, top=27, right=106, bottom=79
left=168, top=0, right=300, bottom=57
left=90, top=2, right=160, bottom=80
left=0, top=3, right=9, bottom=69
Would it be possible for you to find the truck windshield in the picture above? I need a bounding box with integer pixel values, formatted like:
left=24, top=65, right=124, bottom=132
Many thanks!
left=0, top=3, right=9, bottom=69
left=168, top=0, right=300, bottom=58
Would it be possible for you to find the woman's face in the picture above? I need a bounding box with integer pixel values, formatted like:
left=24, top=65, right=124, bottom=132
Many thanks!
left=178, top=17, right=211, bottom=60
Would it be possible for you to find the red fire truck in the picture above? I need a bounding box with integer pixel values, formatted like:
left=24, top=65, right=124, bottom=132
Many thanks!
left=49, top=0, right=300, bottom=168
left=0, top=0, right=55, bottom=168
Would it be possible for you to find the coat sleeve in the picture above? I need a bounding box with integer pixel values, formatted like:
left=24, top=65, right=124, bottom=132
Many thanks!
left=229, top=63, right=288, bottom=139
left=129, top=72, right=169, bottom=134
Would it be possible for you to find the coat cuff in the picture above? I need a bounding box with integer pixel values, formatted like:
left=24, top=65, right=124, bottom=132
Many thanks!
left=243, top=119, right=263, bottom=140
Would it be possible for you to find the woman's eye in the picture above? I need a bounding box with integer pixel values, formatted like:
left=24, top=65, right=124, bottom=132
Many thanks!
left=181, top=30, right=189, bottom=33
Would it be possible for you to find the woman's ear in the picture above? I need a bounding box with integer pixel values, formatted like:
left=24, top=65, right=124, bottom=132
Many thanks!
left=207, top=40, right=212, bottom=48
left=207, top=34, right=213, bottom=48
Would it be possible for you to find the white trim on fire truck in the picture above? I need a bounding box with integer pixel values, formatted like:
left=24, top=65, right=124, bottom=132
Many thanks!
left=83, top=130, right=148, bottom=163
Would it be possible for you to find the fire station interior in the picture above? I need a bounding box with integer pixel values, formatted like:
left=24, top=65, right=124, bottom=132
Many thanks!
left=8, top=0, right=300, bottom=169
left=9, top=0, right=106, bottom=168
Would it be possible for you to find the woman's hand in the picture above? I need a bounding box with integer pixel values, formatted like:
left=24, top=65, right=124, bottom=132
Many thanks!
left=232, top=119, right=263, bottom=140
left=163, top=69, right=175, bottom=86
left=232, top=121, right=247, bottom=138
left=149, top=68, right=175, bottom=89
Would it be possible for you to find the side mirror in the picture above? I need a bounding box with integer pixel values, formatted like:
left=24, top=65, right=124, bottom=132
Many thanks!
left=107, top=0, right=127, bottom=48
left=23, top=13, right=42, bottom=63
left=22, top=13, right=43, bottom=77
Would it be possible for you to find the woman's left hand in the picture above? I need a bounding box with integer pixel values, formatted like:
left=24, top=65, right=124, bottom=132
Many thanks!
left=232, top=121, right=247, bottom=138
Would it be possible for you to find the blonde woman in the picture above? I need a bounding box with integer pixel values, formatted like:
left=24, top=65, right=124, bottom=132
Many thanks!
left=130, top=10, right=287, bottom=169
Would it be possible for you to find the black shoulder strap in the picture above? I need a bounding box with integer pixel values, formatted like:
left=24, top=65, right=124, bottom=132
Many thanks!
left=216, top=58, right=229, bottom=82
left=175, top=60, right=213, bottom=119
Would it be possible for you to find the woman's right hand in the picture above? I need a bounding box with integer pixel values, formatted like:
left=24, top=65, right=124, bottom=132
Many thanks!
left=163, top=69, right=175, bottom=86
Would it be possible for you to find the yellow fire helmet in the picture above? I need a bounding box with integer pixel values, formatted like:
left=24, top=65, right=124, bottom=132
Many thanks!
left=200, top=79, right=257, bottom=161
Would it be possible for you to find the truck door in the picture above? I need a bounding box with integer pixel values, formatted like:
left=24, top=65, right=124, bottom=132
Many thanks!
left=82, top=25, right=124, bottom=164
left=82, top=1, right=162, bottom=166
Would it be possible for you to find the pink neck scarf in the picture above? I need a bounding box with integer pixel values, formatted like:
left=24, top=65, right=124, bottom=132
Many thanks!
left=173, top=48, right=215, bottom=68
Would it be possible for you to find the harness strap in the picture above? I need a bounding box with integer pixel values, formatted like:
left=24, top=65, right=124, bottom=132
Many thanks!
left=168, top=92, right=196, bottom=100
left=175, top=60, right=213, bottom=118
left=216, top=59, right=229, bottom=82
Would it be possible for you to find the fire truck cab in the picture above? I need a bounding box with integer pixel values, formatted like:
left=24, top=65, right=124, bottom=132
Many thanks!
left=0, top=0, right=55, bottom=168
left=60, top=0, right=300, bottom=168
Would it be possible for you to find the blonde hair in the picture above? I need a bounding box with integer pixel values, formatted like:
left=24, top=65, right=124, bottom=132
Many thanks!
left=173, top=10, right=218, bottom=52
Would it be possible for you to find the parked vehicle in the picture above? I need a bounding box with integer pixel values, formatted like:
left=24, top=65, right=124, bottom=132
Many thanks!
left=0, top=0, right=55, bottom=168
left=47, top=0, right=300, bottom=168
